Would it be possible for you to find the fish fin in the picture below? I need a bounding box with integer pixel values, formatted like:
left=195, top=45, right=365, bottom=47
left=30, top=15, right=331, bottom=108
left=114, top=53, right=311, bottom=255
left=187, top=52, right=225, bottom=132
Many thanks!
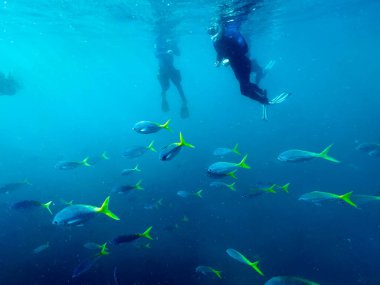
left=138, top=226, right=153, bottom=240
left=160, top=119, right=171, bottom=131
left=96, top=196, right=120, bottom=220
left=280, top=183, right=290, bottom=193
left=147, top=141, right=156, bottom=152
left=101, top=151, right=110, bottom=160
left=134, top=164, right=141, bottom=172
left=42, top=201, right=53, bottom=215
left=267, top=184, right=277, bottom=193
left=179, top=132, right=195, bottom=148
left=227, top=182, right=236, bottom=191
left=338, top=192, right=358, bottom=208
left=195, top=189, right=203, bottom=198
left=211, top=268, right=222, bottom=279
left=233, top=144, right=241, bottom=155
left=228, top=170, right=238, bottom=179
left=81, top=157, right=91, bottom=167
left=318, top=144, right=340, bottom=163
left=249, top=260, right=264, bottom=276
left=237, top=154, right=250, bottom=169
left=135, top=180, right=144, bottom=190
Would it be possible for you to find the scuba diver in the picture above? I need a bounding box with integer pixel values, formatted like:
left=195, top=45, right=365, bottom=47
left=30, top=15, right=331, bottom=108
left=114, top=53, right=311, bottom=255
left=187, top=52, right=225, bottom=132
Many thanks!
left=0, top=72, right=19, bottom=96
left=208, top=3, right=290, bottom=120
left=155, top=35, right=189, bottom=118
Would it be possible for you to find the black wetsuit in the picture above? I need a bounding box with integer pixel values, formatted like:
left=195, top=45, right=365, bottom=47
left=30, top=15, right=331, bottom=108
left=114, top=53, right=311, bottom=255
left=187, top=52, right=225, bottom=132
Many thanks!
left=213, top=23, right=268, bottom=104
left=155, top=38, right=183, bottom=94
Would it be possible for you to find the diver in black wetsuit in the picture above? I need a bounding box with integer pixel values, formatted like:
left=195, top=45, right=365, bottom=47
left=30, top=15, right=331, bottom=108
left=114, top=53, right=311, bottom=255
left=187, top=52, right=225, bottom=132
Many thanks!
left=208, top=21, right=268, bottom=104
left=0, top=72, right=19, bottom=96
left=155, top=35, right=189, bottom=118
left=208, top=16, right=290, bottom=119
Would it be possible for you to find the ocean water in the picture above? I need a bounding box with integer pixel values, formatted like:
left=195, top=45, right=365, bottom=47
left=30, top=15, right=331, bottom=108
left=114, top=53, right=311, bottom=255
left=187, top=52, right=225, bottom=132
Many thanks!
left=1, top=0, right=380, bottom=284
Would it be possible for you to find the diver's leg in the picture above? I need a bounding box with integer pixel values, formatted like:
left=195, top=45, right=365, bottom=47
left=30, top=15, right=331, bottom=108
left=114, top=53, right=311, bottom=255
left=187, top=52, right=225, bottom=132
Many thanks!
left=251, top=59, right=264, bottom=85
left=158, top=70, right=170, bottom=112
left=171, top=69, right=189, bottom=118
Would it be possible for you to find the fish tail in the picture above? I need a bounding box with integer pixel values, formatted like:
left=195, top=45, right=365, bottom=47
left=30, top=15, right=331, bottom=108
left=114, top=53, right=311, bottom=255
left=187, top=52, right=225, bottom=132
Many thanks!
left=179, top=132, right=195, bottom=148
left=228, top=170, right=238, bottom=179
left=227, top=182, right=236, bottom=191
left=267, top=184, right=277, bottom=193
left=280, top=183, right=290, bottom=193
left=195, top=189, right=203, bottom=198
left=101, top=151, right=110, bottom=160
left=238, top=154, right=250, bottom=169
left=81, top=157, right=91, bottom=167
left=138, top=226, right=153, bottom=240
left=42, top=201, right=53, bottom=215
left=134, top=180, right=144, bottom=190
left=160, top=119, right=171, bottom=131
left=211, top=268, right=222, bottom=279
left=233, top=144, right=241, bottom=155
left=318, top=144, right=340, bottom=163
left=147, top=141, right=157, bottom=152
left=248, top=260, right=264, bottom=276
left=338, top=191, right=358, bottom=208
left=96, top=196, right=120, bottom=220
left=134, top=164, right=141, bottom=172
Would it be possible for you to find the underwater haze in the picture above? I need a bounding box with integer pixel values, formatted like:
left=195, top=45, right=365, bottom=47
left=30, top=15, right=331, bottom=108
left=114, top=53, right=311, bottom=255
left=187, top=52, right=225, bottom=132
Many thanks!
left=1, top=0, right=380, bottom=284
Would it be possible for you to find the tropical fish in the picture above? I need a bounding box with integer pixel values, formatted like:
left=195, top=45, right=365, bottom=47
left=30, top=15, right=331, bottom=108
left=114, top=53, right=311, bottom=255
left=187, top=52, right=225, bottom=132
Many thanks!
left=243, top=183, right=289, bottom=199
left=208, top=170, right=238, bottom=180
left=143, top=199, right=163, bottom=210
left=226, top=248, right=264, bottom=276
left=209, top=181, right=236, bottom=191
left=213, top=144, right=240, bottom=156
left=195, top=266, right=222, bottom=279
left=159, top=132, right=195, bottom=161
left=11, top=200, right=53, bottom=214
left=73, top=244, right=109, bottom=278
left=32, top=242, right=50, bottom=254
left=265, top=276, right=319, bottom=285
left=0, top=179, right=31, bottom=193
left=55, top=157, right=91, bottom=170
left=110, top=226, right=153, bottom=245
left=111, top=180, right=143, bottom=194
left=123, top=141, right=156, bottom=159
left=208, top=154, right=250, bottom=176
left=52, top=196, right=120, bottom=226
left=277, top=144, right=340, bottom=163
left=88, top=151, right=109, bottom=165
left=83, top=242, right=108, bottom=251
left=177, top=189, right=203, bottom=198
left=133, top=119, right=171, bottom=134
left=298, top=191, right=357, bottom=208
left=60, top=199, right=74, bottom=206
left=121, top=164, right=141, bottom=176
left=355, top=142, right=380, bottom=157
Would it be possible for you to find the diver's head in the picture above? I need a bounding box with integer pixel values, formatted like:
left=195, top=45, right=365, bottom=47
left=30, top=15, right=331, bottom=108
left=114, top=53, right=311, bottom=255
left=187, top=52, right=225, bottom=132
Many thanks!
left=207, top=23, right=222, bottom=40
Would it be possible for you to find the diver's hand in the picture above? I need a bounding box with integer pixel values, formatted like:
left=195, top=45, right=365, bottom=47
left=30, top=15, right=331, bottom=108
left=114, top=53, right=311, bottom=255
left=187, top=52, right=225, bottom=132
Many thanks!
left=221, top=58, right=230, bottom=66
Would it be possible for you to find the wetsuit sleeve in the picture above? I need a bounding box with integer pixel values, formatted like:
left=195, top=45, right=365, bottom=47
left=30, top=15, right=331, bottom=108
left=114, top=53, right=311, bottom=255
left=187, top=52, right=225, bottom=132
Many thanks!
left=213, top=41, right=223, bottom=62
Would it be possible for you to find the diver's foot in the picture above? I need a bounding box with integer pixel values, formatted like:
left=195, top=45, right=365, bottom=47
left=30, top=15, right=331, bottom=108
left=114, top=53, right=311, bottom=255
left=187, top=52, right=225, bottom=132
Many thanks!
left=161, top=98, right=170, bottom=113
left=180, top=103, right=189, bottom=119
left=269, top=92, right=291, bottom=105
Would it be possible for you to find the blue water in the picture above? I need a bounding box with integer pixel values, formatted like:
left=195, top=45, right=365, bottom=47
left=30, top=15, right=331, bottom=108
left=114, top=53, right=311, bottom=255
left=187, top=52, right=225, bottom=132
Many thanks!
left=1, top=0, right=380, bottom=284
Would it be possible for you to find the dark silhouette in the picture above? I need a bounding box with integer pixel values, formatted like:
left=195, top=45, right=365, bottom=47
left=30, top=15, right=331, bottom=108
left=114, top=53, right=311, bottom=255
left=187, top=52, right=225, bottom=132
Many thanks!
left=155, top=35, right=189, bottom=118
left=0, top=72, right=19, bottom=96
